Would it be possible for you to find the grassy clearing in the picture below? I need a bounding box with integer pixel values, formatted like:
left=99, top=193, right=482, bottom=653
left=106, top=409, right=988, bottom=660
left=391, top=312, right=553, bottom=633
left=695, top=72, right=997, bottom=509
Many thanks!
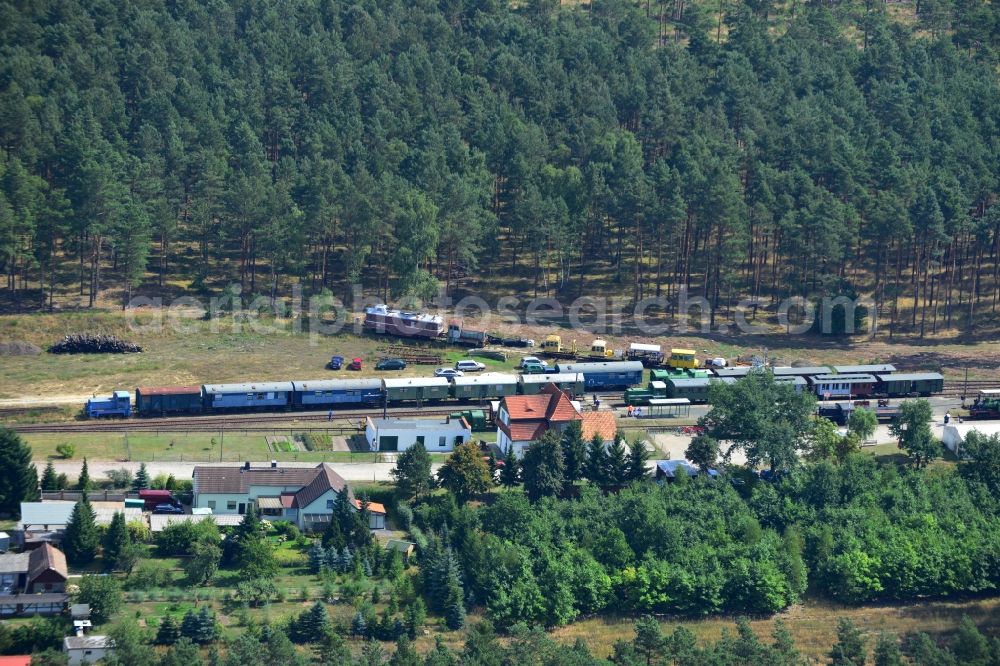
left=550, top=596, right=1000, bottom=660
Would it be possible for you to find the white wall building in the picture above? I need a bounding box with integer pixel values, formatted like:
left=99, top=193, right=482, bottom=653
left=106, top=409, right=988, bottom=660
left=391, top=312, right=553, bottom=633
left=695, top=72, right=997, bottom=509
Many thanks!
left=365, top=416, right=472, bottom=452
left=64, top=635, right=112, bottom=666
left=941, top=422, right=1000, bottom=454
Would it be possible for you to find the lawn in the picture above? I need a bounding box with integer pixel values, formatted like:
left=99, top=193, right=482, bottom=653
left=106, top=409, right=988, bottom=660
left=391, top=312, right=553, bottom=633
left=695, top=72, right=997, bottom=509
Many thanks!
left=22, top=430, right=387, bottom=464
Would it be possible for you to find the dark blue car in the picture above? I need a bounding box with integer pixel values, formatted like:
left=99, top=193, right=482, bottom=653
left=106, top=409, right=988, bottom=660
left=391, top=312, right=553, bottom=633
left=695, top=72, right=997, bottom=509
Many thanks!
left=328, top=355, right=344, bottom=370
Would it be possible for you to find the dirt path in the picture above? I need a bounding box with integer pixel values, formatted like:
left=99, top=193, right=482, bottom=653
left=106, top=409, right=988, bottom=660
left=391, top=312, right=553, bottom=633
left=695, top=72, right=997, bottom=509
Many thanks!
left=0, top=394, right=90, bottom=407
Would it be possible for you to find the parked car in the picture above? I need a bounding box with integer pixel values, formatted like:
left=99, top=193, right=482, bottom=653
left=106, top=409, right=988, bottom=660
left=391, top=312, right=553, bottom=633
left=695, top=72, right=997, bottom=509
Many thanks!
left=434, top=368, right=464, bottom=378
left=375, top=358, right=407, bottom=371
left=519, top=356, right=548, bottom=369
left=328, top=355, right=344, bottom=370
left=348, top=358, right=363, bottom=371
left=153, top=503, right=185, bottom=514
left=521, top=361, right=548, bottom=374
left=455, top=360, right=486, bottom=372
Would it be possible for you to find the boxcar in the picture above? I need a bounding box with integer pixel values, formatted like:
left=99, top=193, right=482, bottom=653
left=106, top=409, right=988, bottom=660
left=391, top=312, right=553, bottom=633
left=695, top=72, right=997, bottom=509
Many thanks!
left=809, top=374, right=877, bottom=399
left=86, top=391, right=132, bottom=418
left=712, top=366, right=753, bottom=379
left=383, top=377, right=451, bottom=403
left=518, top=372, right=585, bottom=397
left=875, top=372, right=944, bottom=397
left=774, top=376, right=807, bottom=393
left=202, top=382, right=294, bottom=411
left=136, top=386, right=203, bottom=416
left=451, top=373, right=518, bottom=401
left=555, top=361, right=644, bottom=391
left=291, top=379, right=382, bottom=408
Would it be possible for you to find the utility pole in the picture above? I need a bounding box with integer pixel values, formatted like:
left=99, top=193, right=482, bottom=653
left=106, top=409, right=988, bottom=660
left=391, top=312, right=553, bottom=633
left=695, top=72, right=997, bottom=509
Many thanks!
left=220, top=426, right=224, bottom=462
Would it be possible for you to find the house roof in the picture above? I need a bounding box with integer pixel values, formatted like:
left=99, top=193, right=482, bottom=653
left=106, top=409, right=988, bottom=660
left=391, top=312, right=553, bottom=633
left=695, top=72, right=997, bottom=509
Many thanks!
left=504, top=421, right=548, bottom=442
left=0, top=656, right=32, bottom=666
left=351, top=499, right=386, bottom=515
left=149, top=514, right=243, bottom=533
left=369, top=417, right=471, bottom=432
left=293, top=464, right=349, bottom=508
left=28, top=543, right=67, bottom=582
left=0, top=552, right=31, bottom=574
left=19, top=502, right=75, bottom=528
left=192, top=464, right=323, bottom=494
left=499, top=385, right=581, bottom=443
left=63, top=635, right=111, bottom=651
left=580, top=411, right=618, bottom=443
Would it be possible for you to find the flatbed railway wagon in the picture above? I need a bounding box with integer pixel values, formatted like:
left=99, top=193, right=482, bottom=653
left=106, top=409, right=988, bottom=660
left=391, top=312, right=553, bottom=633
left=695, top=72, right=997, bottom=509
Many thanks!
left=202, top=382, right=294, bottom=411
left=136, top=386, right=203, bottom=416
left=627, top=343, right=664, bottom=367
left=291, top=379, right=383, bottom=408
left=555, top=361, right=644, bottom=391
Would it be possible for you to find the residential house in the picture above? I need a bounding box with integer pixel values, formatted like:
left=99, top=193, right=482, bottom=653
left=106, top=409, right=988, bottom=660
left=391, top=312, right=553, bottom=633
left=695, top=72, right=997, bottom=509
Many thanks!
left=191, top=462, right=353, bottom=531
left=0, top=543, right=68, bottom=595
left=365, top=416, right=472, bottom=452
left=496, top=384, right=581, bottom=455
left=64, top=635, right=112, bottom=666
left=18, top=502, right=141, bottom=546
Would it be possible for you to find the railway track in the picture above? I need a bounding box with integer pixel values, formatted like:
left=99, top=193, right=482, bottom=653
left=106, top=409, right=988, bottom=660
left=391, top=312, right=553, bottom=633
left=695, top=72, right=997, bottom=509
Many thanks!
left=941, top=380, right=1000, bottom=396
left=11, top=406, right=465, bottom=433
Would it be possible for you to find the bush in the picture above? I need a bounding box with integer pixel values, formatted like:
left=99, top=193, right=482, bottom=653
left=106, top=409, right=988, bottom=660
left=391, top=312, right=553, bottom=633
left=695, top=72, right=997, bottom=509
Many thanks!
left=128, top=563, right=173, bottom=590
left=55, top=443, right=75, bottom=459
left=105, top=468, right=133, bottom=489
left=395, top=503, right=413, bottom=531
left=127, top=520, right=151, bottom=543
left=271, top=521, right=300, bottom=540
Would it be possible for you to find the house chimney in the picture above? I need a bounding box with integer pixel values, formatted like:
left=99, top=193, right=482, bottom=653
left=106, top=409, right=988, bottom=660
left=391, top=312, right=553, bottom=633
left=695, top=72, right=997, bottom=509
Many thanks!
left=271, top=460, right=277, bottom=468
left=243, top=461, right=250, bottom=471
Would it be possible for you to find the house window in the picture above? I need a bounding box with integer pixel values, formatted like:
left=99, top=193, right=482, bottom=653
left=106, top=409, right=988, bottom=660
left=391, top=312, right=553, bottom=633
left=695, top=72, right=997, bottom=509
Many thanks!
left=207, top=501, right=216, bottom=510
left=439, top=436, right=446, bottom=447
left=416, top=435, right=425, bottom=446
left=326, top=499, right=334, bottom=509
left=227, top=501, right=237, bottom=511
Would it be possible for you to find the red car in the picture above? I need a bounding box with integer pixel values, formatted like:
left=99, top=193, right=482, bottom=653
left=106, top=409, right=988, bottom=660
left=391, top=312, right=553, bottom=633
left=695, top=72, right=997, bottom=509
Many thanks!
left=349, top=357, right=363, bottom=371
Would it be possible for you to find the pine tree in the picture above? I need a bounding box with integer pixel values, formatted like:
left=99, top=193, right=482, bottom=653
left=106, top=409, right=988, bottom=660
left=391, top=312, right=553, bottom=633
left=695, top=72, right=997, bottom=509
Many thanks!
left=156, top=616, right=181, bottom=645
left=444, top=581, right=466, bottom=630
left=63, top=495, right=99, bottom=565
left=521, top=430, right=565, bottom=502
left=626, top=437, right=649, bottom=482
left=180, top=609, right=199, bottom=642
left=40, top=461, right=58, bottom=492
left=296, top=601, right=332, bottom=643
left=404, top=598, right=426, bottom=639
left=829, top=618, right=866, bottom=666
left=391, top=635, right=421, bottom=666
left=351, top=611, right=368, bottom=637
left=194, top=606, right=218, bottom=644
left=0, top=428, right=39, bottom=516
left=561, top=421, right=587, bottom=483
left=132, top=463, right=150, bottom=492
left=500, top=446, right=520, bottom=487
left=585, top=434, right=607, bottom=486
left=309, top=541, right=327, bottom=573
left=605, top=434, right=628, bottom=487
left=102, top=511, right=130, bottom=571
left=873, top=633, right=903, bottom=666
left=77, top=458, right=92, bottom=491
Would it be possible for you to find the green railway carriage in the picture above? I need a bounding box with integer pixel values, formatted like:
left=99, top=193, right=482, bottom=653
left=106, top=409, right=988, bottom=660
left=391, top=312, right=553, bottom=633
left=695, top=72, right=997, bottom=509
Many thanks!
left=875, top=372, right=945, bottom=397
left=518, top=372, right=585, bottom=397
left=451, top=373, right=518, bottom=400
left=666, top=376, right=736, bottom=403
left=382, top=377, right=451, bottom=402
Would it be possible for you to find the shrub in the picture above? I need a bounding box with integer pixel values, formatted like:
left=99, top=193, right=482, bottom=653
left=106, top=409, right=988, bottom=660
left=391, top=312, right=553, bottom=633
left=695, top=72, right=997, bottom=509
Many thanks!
left=105, top=468, right=133, bottom=489
left=271, top=521, right=300, bottom=540
left=55, top=443, right=75, bottom=459
left=128, top=563, right=172, bottom=590
left=395, top=503, right=413, bottom=531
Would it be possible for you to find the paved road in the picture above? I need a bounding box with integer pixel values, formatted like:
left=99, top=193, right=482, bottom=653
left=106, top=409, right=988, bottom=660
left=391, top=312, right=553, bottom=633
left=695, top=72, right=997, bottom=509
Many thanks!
left=44, top=459, right=444, bottom=484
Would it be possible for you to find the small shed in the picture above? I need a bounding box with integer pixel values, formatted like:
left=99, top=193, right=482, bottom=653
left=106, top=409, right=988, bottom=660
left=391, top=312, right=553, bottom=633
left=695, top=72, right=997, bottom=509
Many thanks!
left=386, top=539, right=416, bottom=564
left=64, top=635, right=112, bottom=666
left=655, top=459, right=718, bottom=481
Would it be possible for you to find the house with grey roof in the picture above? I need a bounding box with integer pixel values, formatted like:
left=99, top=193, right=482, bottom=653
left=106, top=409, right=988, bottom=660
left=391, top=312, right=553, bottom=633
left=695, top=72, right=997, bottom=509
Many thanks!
left=191, top=462, right=352, bottom=531
left=64, top=635, right=112, bottom=666
left=0, top=543, right=69, bottom=617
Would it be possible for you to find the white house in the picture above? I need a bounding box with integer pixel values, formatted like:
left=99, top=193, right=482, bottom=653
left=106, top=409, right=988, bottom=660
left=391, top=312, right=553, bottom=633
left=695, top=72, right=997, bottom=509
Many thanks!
left=64, top=635, right=112, bottom=666
left=191, top=462, right=351, bottom=531
left=365, top=416, right=472, bottom=452
left=942, top=422, right=1000, bottom=454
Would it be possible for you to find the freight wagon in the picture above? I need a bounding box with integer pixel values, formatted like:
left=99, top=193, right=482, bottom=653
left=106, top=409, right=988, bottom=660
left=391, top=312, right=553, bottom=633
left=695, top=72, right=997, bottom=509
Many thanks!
left=382, top=377, right=451, bottom=403
left=451, top=373, right=519, bottom=401
left=518, top=372, right=585, bottom=397
left=874, top=373, right=944, bottom=397
left=136, top=386, right=203, bottom=416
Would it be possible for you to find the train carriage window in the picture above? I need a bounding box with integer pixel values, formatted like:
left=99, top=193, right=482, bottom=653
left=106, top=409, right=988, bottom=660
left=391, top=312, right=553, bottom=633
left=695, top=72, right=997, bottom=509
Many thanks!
left=246, top=393, right=254, bottom=401
left=215, top=394, right=222, bottom=401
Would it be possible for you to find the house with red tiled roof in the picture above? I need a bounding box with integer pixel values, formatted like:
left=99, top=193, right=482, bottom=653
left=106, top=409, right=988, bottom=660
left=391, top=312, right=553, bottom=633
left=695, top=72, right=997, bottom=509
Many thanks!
left=580, top=411, right=618, bottom=447
left=496, top=384, right=583, bottom=455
